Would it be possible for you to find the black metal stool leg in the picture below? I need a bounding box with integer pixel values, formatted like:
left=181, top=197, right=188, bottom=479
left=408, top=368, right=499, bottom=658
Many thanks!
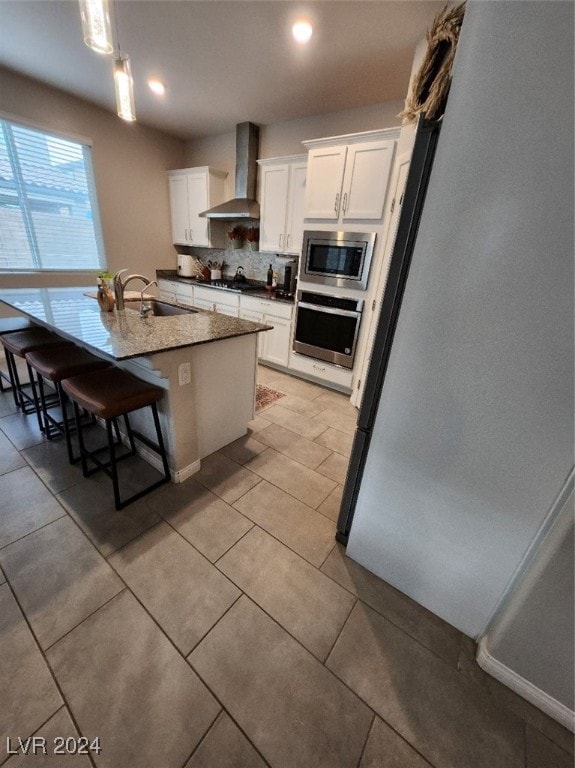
left=73, top=400, right=90, bottom=477
left=106, top=418, right=122, bottom=510
left=4, top=351, right=22, bottom=409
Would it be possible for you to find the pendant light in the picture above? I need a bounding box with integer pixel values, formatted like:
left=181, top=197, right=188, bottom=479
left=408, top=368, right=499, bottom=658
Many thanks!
left=79, top=0, right=113, bottom=55
left=111, top=1, right=136, bottom=122
left=114, top=55, right=136, bottom=122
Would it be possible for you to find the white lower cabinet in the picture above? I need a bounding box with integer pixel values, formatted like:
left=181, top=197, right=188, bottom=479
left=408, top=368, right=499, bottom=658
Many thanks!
left=158, top=279, right=177, bottom=303
left=193, top=285, right=240, bottom=316
left=288, top=351, right=354, bottom=392
left=240, top=295, right=293, bottom=368
left=158, top=279, right=195, bottom=307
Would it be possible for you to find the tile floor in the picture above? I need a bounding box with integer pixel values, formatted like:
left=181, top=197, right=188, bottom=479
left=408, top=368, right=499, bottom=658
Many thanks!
left=0, top=361, right=573, bottom=768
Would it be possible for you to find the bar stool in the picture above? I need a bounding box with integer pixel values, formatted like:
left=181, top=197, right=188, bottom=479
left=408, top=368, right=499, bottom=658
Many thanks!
left=61, top=367, right=170, bottom=510
left=1, top=328, right=71, bottom=430
left=0, top=317, right=36, bottom=404
left=25, top=345, right=112, bottom=463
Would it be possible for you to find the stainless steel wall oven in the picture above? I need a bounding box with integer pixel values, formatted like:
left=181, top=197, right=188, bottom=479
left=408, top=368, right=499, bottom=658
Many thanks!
left=293, top=291, right=364, bottom=369
left=302, top=230, right=376, bottom=289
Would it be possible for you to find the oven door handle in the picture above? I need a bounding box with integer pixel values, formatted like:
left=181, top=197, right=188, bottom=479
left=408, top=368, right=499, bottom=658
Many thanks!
left=297, top=302, right=361, bottom=318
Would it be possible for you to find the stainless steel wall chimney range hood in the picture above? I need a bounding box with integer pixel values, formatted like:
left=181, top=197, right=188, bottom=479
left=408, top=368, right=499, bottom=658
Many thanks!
left=200, top=122, right=260, bottom=219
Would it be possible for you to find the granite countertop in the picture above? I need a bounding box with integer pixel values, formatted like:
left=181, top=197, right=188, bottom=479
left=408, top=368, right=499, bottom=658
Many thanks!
left=156, top=270, right=295, bottom=304
left=0, top=287, right=271, bottom=361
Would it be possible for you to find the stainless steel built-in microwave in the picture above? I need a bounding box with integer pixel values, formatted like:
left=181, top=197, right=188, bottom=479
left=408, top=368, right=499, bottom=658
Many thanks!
left=302, top=230, right=376, bottom=290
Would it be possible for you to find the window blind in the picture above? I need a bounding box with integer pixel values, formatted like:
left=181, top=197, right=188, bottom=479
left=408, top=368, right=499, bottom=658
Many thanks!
left=0, top=118, right=105, bottom=272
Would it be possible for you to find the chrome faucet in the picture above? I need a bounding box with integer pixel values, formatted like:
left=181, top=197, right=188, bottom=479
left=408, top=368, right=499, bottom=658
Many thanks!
left=139, top=280, right=158, bottom=317
left=112, top=270, right=154, bottom=310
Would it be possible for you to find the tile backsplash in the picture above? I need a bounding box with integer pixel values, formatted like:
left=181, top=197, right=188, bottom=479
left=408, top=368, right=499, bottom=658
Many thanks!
left=185, top=246, right=297, bottom=284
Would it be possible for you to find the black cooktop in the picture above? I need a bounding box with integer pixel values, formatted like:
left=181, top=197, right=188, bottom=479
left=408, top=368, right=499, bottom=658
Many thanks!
left=209, top=280, right=255, bottom=293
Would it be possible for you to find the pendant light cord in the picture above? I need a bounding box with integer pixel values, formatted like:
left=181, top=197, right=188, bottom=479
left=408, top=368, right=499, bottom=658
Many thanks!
left=113, top=0, right=121, bottom=56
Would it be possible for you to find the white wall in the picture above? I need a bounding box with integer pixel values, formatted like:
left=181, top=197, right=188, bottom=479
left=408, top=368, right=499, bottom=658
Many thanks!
left=184, top=101, right=404, bottom=199
left=479, top=481, right=574, bottom=726
left=0, top=66, right=185, bottom=292
left=347, top=0, right=574, bottom=640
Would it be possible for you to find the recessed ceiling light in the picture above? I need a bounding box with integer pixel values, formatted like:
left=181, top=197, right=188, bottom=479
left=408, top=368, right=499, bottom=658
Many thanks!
left=292, top=20, right=313, bottom=44
left=148, top=78, right=166, bottom=96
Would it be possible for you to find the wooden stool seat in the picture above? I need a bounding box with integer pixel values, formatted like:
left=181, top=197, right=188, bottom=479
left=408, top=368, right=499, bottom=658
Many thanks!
left=25, top=345, right=112, bottom=463
left=61, top=367, right=170, bottom=509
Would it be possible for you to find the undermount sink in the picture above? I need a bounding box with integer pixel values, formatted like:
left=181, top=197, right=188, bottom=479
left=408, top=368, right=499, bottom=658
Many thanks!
left=125, top=300, right=197, bottom=317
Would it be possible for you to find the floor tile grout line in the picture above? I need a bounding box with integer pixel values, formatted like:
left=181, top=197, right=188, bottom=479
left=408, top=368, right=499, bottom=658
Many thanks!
left=0, top=705, right=67, bottom=768
left=232, top=449, right=338, bottom=512
left=354, top=712, right=376, bottom=768
left=42, top=588, right=129, bottom=654
left=184, top=654, right=273, bottom=767
left=155, top=504, right=252, bottom=565
left=175, top=708, right=222, bottom=768
left=233, top=428, right=337, bottom=474
left=188, top=592, right=396, bottom=737
left=19, top=440, right=88, bottom=496
left=0, top=577, right=100, bottom=768
left=0, top=510, right=68, bottom=552
left=318, top=541, right=338, bottom=572
left=324, top=596, right=358, bottom=666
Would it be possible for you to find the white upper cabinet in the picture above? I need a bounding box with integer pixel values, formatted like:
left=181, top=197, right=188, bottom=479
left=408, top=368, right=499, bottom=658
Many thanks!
left=302, top=145, right=347, bottom=220
left=168, top=167, right=227, bottom=247
left=258, top=156, right=307, bottom=254
left=303, top=130, right=398, bottom=223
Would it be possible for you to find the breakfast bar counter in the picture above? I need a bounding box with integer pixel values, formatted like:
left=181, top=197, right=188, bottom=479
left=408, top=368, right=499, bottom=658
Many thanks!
left=1, top=286, right=271, bottom=480
left=0, top=286, right=270, bottom=360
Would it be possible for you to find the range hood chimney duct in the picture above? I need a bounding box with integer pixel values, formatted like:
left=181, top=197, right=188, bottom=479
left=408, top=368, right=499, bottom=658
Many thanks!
left=200, top=122, right=260, bottom=219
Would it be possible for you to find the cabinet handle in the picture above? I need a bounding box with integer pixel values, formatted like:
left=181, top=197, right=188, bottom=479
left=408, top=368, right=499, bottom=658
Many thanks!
left=334, top=193, right=340, bottom=216
left=342, top=192, right=348, bottom=214
left=279, top=233, right=283, bottom=249
left=313, top=364, right=326, bottom=372
left=189, top=228, right=193, bottom=243
left=286, top=233, right=291, bottom=249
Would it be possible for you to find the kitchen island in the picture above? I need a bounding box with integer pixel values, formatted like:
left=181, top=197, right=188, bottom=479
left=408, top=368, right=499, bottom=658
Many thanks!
left=1, top=287, right=271, bottom=480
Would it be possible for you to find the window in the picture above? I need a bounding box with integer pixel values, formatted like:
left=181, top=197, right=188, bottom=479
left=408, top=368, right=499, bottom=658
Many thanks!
left=0, top=117, right=105, bottom=272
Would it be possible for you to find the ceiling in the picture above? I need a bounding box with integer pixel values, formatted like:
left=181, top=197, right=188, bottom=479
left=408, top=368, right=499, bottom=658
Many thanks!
left=0, top=1, right=445, bottom=140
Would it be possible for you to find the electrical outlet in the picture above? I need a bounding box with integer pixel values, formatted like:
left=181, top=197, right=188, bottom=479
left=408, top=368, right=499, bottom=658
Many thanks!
left=178, top=362, right=191, bottom=386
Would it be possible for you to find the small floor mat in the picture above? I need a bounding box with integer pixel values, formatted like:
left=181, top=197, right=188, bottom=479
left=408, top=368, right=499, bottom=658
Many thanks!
left=256, top=384, right=286, bottom=412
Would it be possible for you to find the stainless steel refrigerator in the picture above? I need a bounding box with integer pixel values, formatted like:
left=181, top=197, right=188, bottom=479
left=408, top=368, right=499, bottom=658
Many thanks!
left=337, top=116, right=442, bottom=544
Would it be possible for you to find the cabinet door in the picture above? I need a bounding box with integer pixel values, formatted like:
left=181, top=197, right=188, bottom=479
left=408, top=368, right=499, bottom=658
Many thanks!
left=285, top=161, right=307, bottom=254
left=304, top=145, right=347, bottom=220
left=261, top=314, right=291, bottom=367
left=168, top=175, right=190, bottom=245
left=175, top=284, right=195, bottom=307
left=186, top=172, right=210, bottom=247
left=240, top=308, right=265, bottom=357
left=214, top=302, right=239, bottom=317
left=193, top=297, right=215, bottom=312
left=342, top=140, right=395, bottom=221
left=260, top=164, right=290, bottom=252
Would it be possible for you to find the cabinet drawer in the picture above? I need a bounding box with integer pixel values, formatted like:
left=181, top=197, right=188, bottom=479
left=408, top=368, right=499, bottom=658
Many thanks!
left=288, top=351, right=353, bottom=391
left=158, top=279, right=180, bottom=293
left=240, top=295, right=293, bottom=320
left=194, top=285, right=239, bottom=309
